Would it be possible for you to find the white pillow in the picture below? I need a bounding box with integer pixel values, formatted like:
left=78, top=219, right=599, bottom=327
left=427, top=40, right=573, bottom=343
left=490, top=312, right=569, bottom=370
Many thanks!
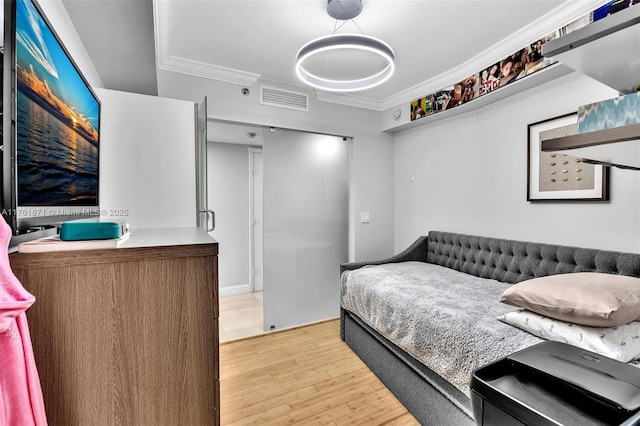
left=498, top=309, right=640, bottom=363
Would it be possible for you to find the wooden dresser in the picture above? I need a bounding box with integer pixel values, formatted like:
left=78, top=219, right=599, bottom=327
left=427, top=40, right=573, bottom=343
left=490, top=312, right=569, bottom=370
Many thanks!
left=9, top=227, right=219, bottom=425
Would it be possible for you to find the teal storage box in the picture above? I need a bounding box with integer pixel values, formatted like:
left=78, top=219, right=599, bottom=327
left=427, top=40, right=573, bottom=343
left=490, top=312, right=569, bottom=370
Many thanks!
left=59, top=221, right=124, bottom=241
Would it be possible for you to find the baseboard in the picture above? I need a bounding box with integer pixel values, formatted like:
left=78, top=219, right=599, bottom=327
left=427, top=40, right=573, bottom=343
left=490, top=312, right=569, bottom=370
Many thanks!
left=219, top=283, right=251, bottom=297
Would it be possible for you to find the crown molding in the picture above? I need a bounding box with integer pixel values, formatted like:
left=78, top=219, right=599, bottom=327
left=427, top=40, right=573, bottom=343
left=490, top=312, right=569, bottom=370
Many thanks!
left=160, top=55, right=260, bottom=86
left=153, top=0, right=260, bottom=86
left=314, top=90, right=385, bottom=111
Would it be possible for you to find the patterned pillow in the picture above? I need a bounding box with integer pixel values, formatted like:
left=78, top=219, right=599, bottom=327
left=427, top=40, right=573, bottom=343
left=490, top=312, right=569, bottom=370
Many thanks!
left=499, top=309, right=640, bottom=363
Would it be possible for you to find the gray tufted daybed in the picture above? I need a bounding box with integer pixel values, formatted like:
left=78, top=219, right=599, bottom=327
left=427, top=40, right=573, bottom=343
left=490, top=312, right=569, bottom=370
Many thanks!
left=339, top=230, right=640, bottom=425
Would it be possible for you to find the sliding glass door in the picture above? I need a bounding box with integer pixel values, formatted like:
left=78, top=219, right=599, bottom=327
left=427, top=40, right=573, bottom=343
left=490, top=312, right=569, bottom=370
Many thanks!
left=263, top=128, right=349, bottom=331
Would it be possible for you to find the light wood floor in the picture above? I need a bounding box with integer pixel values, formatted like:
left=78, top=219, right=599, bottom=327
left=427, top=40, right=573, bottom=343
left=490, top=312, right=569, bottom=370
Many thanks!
left=220, top=292, right=264, bottom=342
left=220, top=319, right=419, bottom=425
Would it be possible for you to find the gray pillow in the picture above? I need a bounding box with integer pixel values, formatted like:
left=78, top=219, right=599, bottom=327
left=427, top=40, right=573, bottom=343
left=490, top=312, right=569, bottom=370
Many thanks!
left=500, top=272, right=640, bottom=327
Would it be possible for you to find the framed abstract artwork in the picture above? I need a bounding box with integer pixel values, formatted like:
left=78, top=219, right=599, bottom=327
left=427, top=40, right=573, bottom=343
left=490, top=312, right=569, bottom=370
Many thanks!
left=527, top=113, right=608, bottom=201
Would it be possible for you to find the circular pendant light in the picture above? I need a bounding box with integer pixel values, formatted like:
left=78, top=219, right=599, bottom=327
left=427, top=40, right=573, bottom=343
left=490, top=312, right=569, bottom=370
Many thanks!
left=296, top=34, right=395, bottom=92
left=295, top=0, right=395, bottom=92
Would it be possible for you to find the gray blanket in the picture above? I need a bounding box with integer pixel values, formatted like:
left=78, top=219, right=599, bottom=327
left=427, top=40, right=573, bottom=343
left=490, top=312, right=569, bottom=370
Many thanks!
left=340, top=261, right=543, bottom=396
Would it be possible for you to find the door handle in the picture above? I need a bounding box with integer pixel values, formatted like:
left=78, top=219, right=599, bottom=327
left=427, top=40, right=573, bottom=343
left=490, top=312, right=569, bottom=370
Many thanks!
left=205, top=210, right=215, bottom=232
left=199, top=210, right=215, bottom=232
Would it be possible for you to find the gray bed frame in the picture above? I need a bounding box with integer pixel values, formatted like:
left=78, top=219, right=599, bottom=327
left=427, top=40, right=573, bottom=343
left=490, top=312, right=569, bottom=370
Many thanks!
left=340, top=230, right=640, bottom=425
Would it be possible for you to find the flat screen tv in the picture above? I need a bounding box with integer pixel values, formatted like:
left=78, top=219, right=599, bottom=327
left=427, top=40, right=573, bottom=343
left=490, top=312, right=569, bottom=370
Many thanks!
left=2, top=0, right=101, bottom=247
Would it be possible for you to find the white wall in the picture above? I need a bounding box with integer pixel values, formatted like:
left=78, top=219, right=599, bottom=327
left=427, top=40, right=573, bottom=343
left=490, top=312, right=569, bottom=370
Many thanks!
left=157, top=72, right=395, bottom=262
left=96, top=88, right=197, bottom=229
left=393, top=72, right=640, bottom=253
left=207, top=142, right=253, bottom=294
left=37, top=0, right=103, bottom=89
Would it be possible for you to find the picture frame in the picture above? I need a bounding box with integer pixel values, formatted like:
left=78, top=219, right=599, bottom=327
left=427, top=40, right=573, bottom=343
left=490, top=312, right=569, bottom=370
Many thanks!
left=527, top=113, right=608, bottom=201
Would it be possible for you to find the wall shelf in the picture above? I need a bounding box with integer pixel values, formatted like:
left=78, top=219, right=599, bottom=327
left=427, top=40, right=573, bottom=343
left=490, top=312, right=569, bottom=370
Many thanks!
left=540, top=5, right=640, bottom=170
left=543, top=4, right=640, bottom=95
left=383, top=63, right=573, bottom=133
left=541, top=123, right=640, bottom=170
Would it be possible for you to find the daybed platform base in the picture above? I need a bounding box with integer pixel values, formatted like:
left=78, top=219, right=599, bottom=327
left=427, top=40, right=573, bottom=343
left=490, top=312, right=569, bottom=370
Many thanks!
left=342, top=309, right=474, bottom=426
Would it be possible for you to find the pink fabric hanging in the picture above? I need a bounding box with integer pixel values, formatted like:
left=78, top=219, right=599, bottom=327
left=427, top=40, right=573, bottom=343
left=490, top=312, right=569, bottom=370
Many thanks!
left=0, top=220, right=47, bottom=425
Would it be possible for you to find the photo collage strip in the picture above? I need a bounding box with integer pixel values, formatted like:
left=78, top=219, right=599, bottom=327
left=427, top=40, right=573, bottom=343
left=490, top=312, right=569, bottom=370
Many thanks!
left=410, top=0, right=639, bottom=122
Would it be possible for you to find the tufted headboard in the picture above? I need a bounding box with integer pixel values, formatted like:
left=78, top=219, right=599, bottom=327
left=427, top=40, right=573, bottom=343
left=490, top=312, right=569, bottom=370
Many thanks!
left=426, top=230, right=640, bottom=284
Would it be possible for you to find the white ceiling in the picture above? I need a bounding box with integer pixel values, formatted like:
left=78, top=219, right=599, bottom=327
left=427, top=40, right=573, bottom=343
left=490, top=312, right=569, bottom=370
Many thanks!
left=63, top=0, right=158, bottom=96
left=61, top=0, right=607, bottom=139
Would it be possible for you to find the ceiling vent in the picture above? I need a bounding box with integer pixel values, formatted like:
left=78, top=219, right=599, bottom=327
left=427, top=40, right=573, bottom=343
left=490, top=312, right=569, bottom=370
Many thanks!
left=260, top=85, right=309, bottom=111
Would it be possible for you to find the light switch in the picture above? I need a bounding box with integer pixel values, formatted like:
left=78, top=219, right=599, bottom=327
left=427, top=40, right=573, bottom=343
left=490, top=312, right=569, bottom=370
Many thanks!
left=360, top=211, right=370, bottom=223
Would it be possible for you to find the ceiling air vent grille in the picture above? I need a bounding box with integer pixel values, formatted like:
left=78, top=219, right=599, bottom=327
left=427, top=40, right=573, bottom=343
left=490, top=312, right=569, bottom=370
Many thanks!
left=260, top=86, right=309, bottom=111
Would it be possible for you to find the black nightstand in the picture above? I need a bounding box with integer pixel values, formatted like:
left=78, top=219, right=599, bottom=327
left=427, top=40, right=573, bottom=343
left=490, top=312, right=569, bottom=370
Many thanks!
left=470, top=341, right=640, bottom=426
